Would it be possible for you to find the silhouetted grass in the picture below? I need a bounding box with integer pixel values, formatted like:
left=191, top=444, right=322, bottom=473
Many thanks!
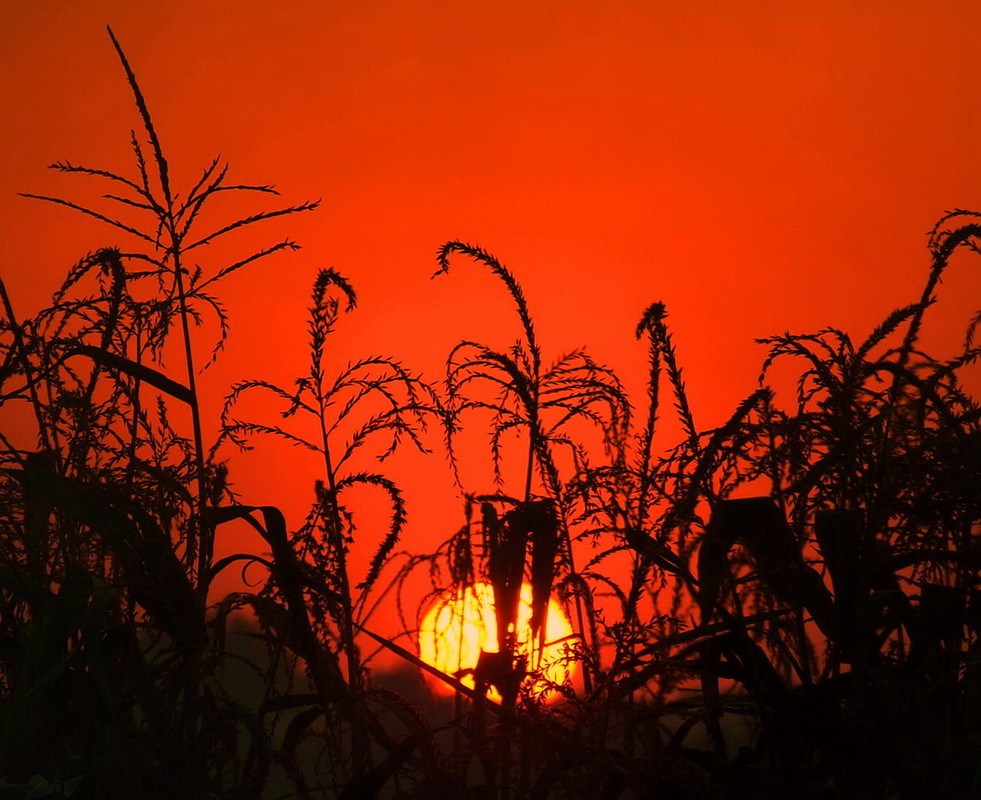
left=1, top=27, right=979, bottom=800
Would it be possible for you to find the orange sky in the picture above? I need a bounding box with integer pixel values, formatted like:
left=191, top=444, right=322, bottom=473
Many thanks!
left=2, top=2, right=980, bottom=635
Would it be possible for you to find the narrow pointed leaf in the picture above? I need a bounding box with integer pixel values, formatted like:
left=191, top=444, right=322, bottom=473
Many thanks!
left=67, top=344, right=193, bottom=403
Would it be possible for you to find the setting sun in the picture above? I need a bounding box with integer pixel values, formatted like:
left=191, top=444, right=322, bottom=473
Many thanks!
left=418, top=581, right=575, bottom=702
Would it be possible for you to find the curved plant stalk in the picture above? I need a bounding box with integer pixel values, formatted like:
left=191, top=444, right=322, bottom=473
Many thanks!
left=8, top=28, right=317, bottom=796
left=220, top=267, right=439, bottom=782
left=434, top=241, right=630, bottom=716
left=22, top=27, right=318, bottom=585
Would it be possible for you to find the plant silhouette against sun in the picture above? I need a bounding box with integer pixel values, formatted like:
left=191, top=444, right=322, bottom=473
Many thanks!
left=433, top=241, right=630, bottom=662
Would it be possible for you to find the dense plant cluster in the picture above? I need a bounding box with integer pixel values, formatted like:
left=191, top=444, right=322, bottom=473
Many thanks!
left=1, top=32, right=978, bottom=799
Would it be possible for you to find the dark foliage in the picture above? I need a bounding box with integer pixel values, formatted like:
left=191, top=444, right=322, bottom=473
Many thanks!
left=1, top=29, right=978, bottom=800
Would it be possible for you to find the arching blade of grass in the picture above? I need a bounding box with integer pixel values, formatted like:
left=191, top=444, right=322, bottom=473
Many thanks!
left=355, top=622, right=501, bottom=710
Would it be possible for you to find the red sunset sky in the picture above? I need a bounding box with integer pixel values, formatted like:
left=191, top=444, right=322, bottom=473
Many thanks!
left=2, top=2, right=979, bottom=630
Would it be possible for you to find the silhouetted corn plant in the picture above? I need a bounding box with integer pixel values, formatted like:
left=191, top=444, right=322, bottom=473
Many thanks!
left=420, top=242, right=634, bottom=797
left=219, top=267, right=441, bottom=792
left=434, top=240, right=628, bottom=665
left=658, top=227, right=981, bottom=798
left=563, top=299, right=771, bottom=796
left=1, top=28, right=320, bottom=798
left=21, top=28, right=318, bottom=586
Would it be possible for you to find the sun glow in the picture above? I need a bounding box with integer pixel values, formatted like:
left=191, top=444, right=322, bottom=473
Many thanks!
left=418, top=581, right=575, bottom=702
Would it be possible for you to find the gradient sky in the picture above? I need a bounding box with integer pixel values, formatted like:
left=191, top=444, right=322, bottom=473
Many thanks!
left=2, top=2, right=980, bottom=623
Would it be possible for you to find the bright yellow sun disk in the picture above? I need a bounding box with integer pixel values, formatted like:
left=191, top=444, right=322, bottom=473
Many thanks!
left=418, top=581, right=575, bottom=701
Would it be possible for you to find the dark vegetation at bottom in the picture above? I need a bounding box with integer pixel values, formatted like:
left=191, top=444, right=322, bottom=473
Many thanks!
left=1, top=29, right=979, bottom=800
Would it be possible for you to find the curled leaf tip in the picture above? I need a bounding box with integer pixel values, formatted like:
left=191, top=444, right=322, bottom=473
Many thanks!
left=636, top=302, right=667, bottom=338
left=312, top=267, right=357, bottom=312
